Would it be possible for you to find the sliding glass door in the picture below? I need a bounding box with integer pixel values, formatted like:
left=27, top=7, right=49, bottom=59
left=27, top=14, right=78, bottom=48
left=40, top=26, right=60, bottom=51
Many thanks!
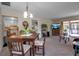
left=70, top=22, right=79, bottom=34
left=63, top=20, right=79, bottom=35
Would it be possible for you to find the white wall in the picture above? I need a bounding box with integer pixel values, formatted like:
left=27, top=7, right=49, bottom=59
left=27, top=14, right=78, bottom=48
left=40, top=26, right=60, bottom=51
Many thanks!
left=0, top=3, right=53, bottom=39
left=0, top=4, right=25, bottom=52
left=39, top=19, right=52, bottom=31
left=0, top=4, right=54, bottom=52
left=37, top=19, right=52, bottom=37
left=1, top=5, right=34, bottom=30
left=0, top=3, right=3, bottom=52
left=0, top=15, right=3, bottom=52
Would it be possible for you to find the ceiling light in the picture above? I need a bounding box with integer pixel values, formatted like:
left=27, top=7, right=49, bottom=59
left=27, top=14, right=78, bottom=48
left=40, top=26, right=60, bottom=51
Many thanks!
left=23, top=2, right=33, bottom=19
left=24, top=11, right=28, bottom=18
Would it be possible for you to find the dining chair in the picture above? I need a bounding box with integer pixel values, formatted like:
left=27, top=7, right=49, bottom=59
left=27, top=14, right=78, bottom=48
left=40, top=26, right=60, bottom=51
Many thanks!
left=74, top=45, right=79, bottom=56
left=7, top=25, right=19, bottom=36
left=3, top=26, right=19, bottom=47
left=7, top=37, right=31, bottom=56
left=34, top=34, right=46, bottom=56
left=73, top=38, right=79, bottom=49
left=59, top=34, right=64, bottom=42
left=60, top=33, right=70, bottom=44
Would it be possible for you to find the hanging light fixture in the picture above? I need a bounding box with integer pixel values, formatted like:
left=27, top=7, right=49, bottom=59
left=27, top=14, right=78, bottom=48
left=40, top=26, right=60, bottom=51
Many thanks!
left=24, top=11, right=28, bottom=18
left=24, top=2, right=33, bottom=19
left=30, top=13, right=33, bottom=18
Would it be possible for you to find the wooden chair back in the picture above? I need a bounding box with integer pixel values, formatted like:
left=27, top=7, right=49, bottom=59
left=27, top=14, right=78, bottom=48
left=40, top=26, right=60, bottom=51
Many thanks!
left=7, top=25, right=19, bottom=37
left=43, top=36, right=46, bottom=45
left=8, top=37, right=24, bottom=55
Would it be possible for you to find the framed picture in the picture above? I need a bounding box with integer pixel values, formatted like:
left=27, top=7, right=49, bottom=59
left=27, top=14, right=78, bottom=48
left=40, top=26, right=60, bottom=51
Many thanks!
left=3, top=16, right=18, bottom=27
left=32, top=20, right=38, bottom=26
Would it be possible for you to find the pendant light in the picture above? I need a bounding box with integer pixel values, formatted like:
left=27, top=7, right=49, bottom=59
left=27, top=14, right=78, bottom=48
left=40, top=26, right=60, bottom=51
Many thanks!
left=24, top=2, right=33, bottom=19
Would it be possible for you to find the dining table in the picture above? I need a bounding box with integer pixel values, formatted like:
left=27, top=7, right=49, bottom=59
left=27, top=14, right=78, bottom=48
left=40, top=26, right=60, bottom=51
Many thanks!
left=8, top=32, right=39, bottom=56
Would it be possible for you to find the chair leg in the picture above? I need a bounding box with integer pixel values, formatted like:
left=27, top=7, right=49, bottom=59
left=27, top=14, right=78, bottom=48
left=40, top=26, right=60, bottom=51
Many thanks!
left=68, top=38, right=70, bottom=41
left=64, top=37, right=66, bottom=44
left=35, top=46, right=39, bottom=53
left=38, top=47, right=39, bottom=51
left=9, top=50, right=13, bottom=56
left=59, top=36, right=61, bottom=42
left=22, top=53, right=25, bottom=56
left=10, top=53, right=13, bottom=56
left=30, top=48, right=32, bottom=56
left=43, top=46, right=45, bottom=56
left=74, top=51, right=77, bottom=56
left=35, top=46, right=37, bottom=53
left=59, top=38, right=61, bottom=42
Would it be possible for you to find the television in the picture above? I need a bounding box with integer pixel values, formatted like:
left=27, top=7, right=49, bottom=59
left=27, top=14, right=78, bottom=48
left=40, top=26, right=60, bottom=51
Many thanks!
left=51, top=23, right=60, bottom=29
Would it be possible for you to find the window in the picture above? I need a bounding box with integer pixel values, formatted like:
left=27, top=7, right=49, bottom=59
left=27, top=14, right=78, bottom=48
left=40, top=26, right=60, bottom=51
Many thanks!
left=63, top=21, right=70, bottom=35
left=3, top=16, right=18, bottom=27
left=70, top=22, right=79, bottom=34
left=63, top=20, right=79, bottom=34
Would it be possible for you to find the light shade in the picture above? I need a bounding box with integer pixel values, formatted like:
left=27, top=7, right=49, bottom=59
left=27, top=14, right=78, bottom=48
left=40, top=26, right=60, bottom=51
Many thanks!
left=30, top=13, right=33, bottom=18
left=24, top=11, right=28, bottom=18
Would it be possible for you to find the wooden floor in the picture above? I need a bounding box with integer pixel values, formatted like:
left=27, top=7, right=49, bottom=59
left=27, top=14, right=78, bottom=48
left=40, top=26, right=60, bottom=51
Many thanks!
left=0, top=36, right=76, bottom=56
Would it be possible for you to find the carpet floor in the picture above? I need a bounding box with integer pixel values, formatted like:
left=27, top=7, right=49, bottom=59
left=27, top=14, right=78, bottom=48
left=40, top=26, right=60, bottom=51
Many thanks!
left=0, top=36, right=76, bottom=56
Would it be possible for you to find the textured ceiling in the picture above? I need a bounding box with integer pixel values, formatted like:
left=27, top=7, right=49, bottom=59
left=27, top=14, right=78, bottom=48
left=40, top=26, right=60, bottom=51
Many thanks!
left=2, top=2, right=79, bottom=19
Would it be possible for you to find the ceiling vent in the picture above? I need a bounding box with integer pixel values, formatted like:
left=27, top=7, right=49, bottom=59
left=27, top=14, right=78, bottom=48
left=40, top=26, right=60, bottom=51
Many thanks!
left=1, top=2, right=10, bottom=6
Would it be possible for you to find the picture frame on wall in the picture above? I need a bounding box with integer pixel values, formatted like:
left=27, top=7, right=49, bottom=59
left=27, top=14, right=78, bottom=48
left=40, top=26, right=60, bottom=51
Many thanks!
left=2, top=16, right=18, bottom=27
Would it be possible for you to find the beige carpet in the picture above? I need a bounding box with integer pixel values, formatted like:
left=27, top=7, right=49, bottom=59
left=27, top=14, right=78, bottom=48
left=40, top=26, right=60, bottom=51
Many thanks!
left=45, top=36, right=74, bottom=56
left=0, top=36, right=75, bottom=56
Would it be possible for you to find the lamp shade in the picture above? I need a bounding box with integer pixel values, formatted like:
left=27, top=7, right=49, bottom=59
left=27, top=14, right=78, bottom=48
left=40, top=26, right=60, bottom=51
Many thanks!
left=24, top=2, right=33, bottom=19
left=24, top=11, right=28, bottom=18
left=30, top=13, right=33, bottom=18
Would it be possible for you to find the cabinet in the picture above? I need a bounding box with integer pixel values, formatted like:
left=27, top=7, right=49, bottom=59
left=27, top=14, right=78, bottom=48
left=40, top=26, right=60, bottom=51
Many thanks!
left=52, top=29, right=60, bottom=36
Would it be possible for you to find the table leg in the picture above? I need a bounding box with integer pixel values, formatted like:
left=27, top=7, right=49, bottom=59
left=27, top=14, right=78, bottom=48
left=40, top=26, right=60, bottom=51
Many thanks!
left=59, top=36, right=61, bottom=42
left=32, top=41, right=35, bottom=56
